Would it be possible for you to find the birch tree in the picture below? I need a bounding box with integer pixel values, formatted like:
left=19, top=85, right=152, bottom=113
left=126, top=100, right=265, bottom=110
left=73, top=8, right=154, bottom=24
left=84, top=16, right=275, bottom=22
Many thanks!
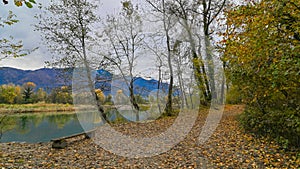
left=35, top=0, right=108, bottom=121
left=101, top=1, right=144, bottom=121
left=147, top=0, right=227, bottom=105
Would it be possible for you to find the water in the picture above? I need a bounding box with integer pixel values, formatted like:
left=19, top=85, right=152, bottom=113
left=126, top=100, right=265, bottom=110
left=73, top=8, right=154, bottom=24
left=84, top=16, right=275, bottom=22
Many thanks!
left=0, top=112, right=100, bottom=143
left=0, top=109, right=156, bottom=143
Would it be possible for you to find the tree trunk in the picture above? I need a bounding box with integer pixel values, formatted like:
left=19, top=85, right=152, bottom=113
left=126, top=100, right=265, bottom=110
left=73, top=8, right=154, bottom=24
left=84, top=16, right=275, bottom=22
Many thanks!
left=157, top=65, right=162, bottom=114
left=220, top=61, right=226, bottom=104
left=129, top=78, right=140, bottom=121
left=81, top=24, right=107, bottom=122
left=163, top=0, right=173, bottom=116
left=204, top=36, right=216, bottom=102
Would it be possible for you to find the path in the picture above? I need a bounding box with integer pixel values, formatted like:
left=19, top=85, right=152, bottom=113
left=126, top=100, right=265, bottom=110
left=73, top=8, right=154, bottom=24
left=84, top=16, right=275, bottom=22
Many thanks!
left=1, top=105, right=299, bottom=168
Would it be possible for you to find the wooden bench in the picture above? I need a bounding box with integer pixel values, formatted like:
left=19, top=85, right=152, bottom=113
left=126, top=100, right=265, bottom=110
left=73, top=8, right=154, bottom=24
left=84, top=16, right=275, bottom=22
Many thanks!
left=51, top=129, right=96, bottom=149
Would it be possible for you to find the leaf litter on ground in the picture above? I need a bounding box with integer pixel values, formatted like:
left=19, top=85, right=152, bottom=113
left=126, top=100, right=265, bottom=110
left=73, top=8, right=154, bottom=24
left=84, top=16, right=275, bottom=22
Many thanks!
left=1, top=105, right=299, bottom=168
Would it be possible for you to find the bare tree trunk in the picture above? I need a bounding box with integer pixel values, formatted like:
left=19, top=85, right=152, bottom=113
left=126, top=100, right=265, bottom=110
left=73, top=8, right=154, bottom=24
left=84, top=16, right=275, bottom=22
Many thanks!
left=174, top=41, right=189, bottom=109
left=220, top=61, right=226, bottom=104
left=201, top=0, right=227, bottom=103
left=157, top=64, right=163, bottom=114
left=162, top=0, right=174, bottom=116
left=182, top=18, right=209, bottom=106
left=203, top=36, right=215, bottom=102
left=80, top=19, right=107, bottom=122
left=129, top=78, right=140, bottom=121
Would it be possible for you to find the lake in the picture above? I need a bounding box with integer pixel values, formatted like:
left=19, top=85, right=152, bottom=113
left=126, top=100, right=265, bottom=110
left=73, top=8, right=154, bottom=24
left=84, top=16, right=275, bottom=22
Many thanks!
left=0, top=112, right=99, bottom=143
left=0, top=109, right=158, bottom=143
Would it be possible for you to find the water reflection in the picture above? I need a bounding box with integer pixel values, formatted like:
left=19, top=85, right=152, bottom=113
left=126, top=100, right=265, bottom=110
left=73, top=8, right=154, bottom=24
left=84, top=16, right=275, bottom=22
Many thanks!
left=0, top=109, right=155, bottom=143
left=0, top=112, right=95, bottom=143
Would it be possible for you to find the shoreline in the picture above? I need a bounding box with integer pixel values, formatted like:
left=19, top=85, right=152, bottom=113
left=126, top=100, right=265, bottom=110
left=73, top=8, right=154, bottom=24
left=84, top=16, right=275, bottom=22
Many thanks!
left=0, top=103, right=75, bottom=114
left=1, top=105, right=299, bottom=168
left=0, top=103, right=119, bottom=115
left=0, top=104, right=151, bottom=116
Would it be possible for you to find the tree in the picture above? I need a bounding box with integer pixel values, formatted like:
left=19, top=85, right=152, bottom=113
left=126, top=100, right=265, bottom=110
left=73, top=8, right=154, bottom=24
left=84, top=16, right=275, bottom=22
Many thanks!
left=0, top=11, right=29, bottom=61
left=147, top=0, right=227, bottom=106
left=104, top=94, right=113, bottom=105
left=115, top=90, right=129, bottom=106
left=0, top=84, right=17, bottom=104
left=146, top=0, right=187, bottom=115
left=34, top=88, right=47, bottom=102
left=160, top=0, right=175, bottom=116
left=95, top=89, right=105, bottom=104
left=47, top=86, right=72, bottom=104
left=201, top=0, right=227, bottom=103
left=143, top=37, right=167, bottom=114
left=222, top=0, right=300, bottom=147
left=101, top=1, right=144, bottom=121
left=36, top=0, right=108, bottom=121
left=160, top=0, right=210, bottom=105
left=22, top=82, right=36, bottom=103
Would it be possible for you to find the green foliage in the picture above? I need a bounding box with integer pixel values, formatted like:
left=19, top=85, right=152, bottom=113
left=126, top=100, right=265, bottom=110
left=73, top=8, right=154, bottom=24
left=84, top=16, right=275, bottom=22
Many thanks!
left=0, top=84, right=18, bottom=104
left=226, top=85, right=242, bottom=104
left=33, top=88, right=47, bottom=102
left=134, top=94, right=147, bottom=104
left=239, top=107, right=300, bottom=148
left=47, top=86, right=72, bottom=104
left=95, top=89, right=105, bottom=104
left=0, top=11, right=29, bottom=61
left=22, top=82, right=36, bottom=103
left=104, top=94, right=113, bottom=105
left=223, top=0, right=300, bottom=148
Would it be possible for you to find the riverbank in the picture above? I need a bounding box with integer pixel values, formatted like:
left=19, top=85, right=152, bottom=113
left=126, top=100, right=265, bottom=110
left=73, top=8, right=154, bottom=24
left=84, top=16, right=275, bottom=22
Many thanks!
left=0, top=103, right=75, bottom=114
left=0, top=103, right=151, bottom=115
left=1, top=105, right=299, bottom=168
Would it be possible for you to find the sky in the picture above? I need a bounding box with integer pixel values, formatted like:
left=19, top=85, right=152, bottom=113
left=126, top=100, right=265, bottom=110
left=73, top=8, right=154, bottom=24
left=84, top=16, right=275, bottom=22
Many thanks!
left=0, top=0, right=125, bottom=70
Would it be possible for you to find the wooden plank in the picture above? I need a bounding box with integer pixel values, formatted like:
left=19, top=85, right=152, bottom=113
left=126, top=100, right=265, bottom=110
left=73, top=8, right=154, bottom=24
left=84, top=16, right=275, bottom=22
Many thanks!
left=52, top=139, right=67, bottom=149
left=51, top=129, right=96, bottom=149
left=51, top=129, right=96, bottom=141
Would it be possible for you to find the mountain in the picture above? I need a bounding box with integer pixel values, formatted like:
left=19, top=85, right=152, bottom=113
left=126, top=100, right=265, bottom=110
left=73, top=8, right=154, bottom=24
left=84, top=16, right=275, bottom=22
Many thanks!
left=0, top=67, right=172, bottom=97
left=0, top=67, right=70, bottom=91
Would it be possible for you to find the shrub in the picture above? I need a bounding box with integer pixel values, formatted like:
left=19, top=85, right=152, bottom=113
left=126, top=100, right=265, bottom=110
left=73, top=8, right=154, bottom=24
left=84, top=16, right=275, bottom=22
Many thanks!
left=239, top=106, right=300, bottom=148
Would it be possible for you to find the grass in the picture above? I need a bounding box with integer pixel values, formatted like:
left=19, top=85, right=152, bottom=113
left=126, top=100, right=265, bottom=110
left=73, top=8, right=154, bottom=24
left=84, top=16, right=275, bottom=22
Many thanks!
left=0, top=103, right=152, bottom=115
left=0, top=102, right=75, bottom=114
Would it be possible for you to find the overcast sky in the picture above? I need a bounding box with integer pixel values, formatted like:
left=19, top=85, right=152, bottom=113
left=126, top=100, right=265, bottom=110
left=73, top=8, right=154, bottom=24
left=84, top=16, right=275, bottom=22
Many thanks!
left=0, top=0, right=125, bottom=70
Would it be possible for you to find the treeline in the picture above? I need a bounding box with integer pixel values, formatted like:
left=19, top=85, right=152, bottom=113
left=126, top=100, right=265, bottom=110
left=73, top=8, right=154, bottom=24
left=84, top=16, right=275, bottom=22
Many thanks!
left=0, top=82, right=151, bottom=105
left=0, top=82, right=76, bottom=104
left=0, top=82, right=71, bottom=104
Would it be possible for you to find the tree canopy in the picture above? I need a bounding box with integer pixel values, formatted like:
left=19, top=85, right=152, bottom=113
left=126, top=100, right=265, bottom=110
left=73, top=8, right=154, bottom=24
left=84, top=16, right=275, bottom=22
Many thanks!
left=0, top=11, right=29, bottom=61
left=222, top=0, right=300, bottom=147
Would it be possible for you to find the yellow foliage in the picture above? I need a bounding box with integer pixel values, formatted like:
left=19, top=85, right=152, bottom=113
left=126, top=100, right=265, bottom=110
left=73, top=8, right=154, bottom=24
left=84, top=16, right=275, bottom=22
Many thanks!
left=95, top=89, right=105, bottom=103
left=23, top=82, right=36, bottom=88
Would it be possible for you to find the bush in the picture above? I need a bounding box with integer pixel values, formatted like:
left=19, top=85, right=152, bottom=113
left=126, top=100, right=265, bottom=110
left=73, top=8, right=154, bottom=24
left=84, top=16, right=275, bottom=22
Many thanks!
left=239, top=106, right=300, bottom=148
left=226, top=85, right=243, bottom=104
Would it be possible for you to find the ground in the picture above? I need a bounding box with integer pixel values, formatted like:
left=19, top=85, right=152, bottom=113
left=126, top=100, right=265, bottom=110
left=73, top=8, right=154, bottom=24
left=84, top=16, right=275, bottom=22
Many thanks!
left=1, top=105, right=299, bottom=168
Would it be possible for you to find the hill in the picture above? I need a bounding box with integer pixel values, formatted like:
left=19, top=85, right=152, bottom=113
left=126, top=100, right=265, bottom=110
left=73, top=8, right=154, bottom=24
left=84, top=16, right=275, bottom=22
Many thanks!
left=0, top=67, right=70, bottom=92
left=0, top=67, right=170, bottom=97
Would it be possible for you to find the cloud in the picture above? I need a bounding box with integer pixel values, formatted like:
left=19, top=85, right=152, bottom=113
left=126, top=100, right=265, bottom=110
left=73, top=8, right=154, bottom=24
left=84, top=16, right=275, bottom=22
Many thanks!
left=0, top=1, right=49, bottom=70
left=0, top=0, right=121, bottom=70
left=0, top=0, right=147, bottom=70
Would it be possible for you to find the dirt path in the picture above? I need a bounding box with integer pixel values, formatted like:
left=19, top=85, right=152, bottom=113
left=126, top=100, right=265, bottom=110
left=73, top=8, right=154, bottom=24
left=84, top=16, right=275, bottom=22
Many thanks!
left=1, top=105, right=299, bottom=168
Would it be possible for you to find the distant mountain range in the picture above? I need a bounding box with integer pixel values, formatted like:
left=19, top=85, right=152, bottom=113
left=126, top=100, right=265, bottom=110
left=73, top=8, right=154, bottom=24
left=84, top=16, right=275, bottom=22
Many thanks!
left=0, top=67, right=71, bottom=92
left=0, top=67, right=172, bottom=97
